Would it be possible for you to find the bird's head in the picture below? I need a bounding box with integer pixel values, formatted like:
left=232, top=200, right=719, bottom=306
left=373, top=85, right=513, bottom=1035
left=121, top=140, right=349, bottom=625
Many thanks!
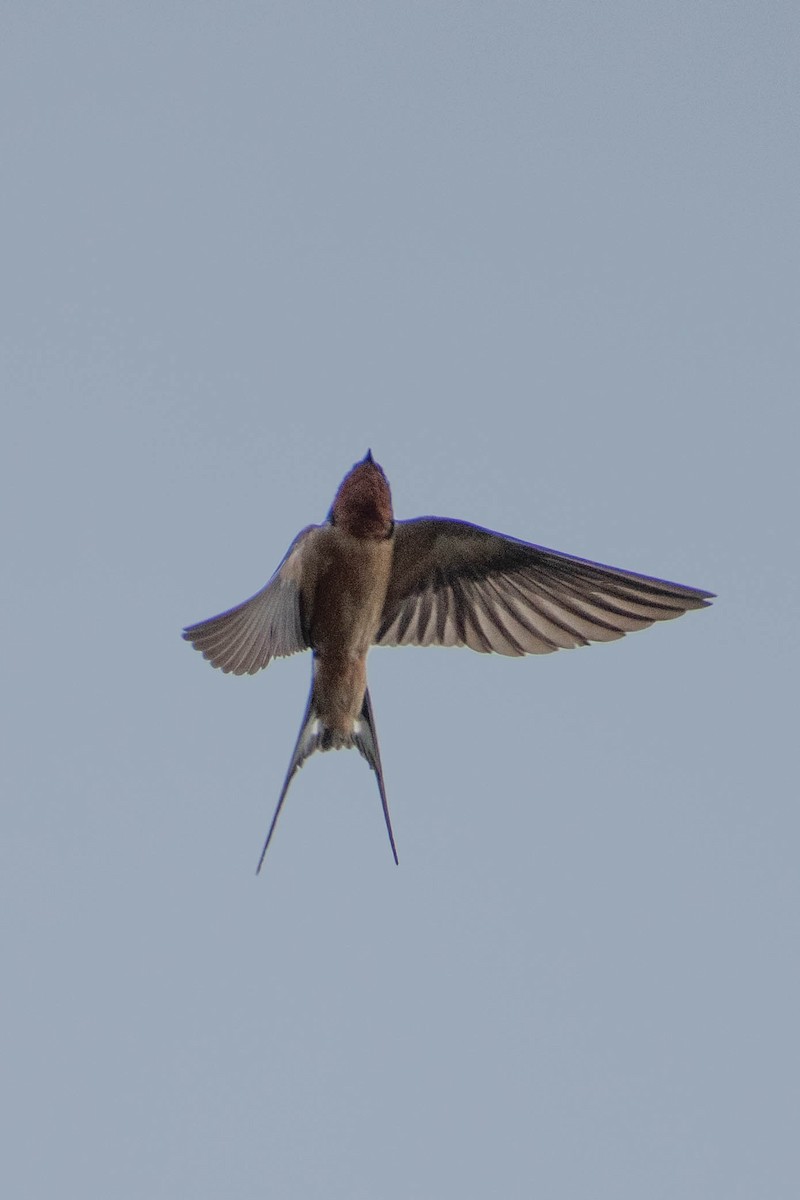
left=330, top=450, right=394, bottom=539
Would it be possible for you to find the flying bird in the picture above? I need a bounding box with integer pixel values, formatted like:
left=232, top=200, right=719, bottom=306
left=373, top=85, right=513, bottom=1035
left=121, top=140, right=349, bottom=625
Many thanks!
left=183, top=451, right=713, bottom=870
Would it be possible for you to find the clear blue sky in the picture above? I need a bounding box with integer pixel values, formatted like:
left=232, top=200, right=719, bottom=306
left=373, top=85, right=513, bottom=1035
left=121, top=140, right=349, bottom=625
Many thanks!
left=2, top=4, right=797, bottom=1197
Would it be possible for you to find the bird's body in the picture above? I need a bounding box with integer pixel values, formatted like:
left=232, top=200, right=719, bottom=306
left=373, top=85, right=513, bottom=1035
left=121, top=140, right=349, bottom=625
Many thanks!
left=306, top=524, right=393, bottom=741
left=183, top=451, right=713, bottom=869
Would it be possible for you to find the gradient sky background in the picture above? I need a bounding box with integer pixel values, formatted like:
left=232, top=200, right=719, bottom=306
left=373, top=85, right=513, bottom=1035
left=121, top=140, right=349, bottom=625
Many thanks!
left=2, top=4, right=798, bottom=1197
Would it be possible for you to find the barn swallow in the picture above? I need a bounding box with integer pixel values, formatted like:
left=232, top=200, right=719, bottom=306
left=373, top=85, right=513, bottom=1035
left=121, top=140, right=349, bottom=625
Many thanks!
left=183, top=450, right=713, bottom=870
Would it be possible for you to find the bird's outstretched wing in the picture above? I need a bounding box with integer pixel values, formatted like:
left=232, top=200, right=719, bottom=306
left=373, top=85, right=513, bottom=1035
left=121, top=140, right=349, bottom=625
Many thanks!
left=377, top=518, right=713, bottom=656
left=182, top=526, right=317, bottom=674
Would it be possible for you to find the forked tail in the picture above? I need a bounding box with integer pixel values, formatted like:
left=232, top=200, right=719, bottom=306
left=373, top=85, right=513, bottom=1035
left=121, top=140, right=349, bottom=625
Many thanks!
left=256, top=686, right=398, bottom=872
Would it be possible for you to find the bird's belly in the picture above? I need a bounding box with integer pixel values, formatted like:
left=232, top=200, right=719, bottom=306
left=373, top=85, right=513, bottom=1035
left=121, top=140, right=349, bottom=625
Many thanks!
left=308, top=533, right=393, bottom=737
left=312, top=652, right=368, bottom=738
left=309, top=535, right=391, bottom=656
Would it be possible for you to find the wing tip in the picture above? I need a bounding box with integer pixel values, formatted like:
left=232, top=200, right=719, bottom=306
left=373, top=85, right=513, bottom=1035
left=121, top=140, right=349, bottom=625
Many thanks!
left=683, top=590, right=715, bottom=609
